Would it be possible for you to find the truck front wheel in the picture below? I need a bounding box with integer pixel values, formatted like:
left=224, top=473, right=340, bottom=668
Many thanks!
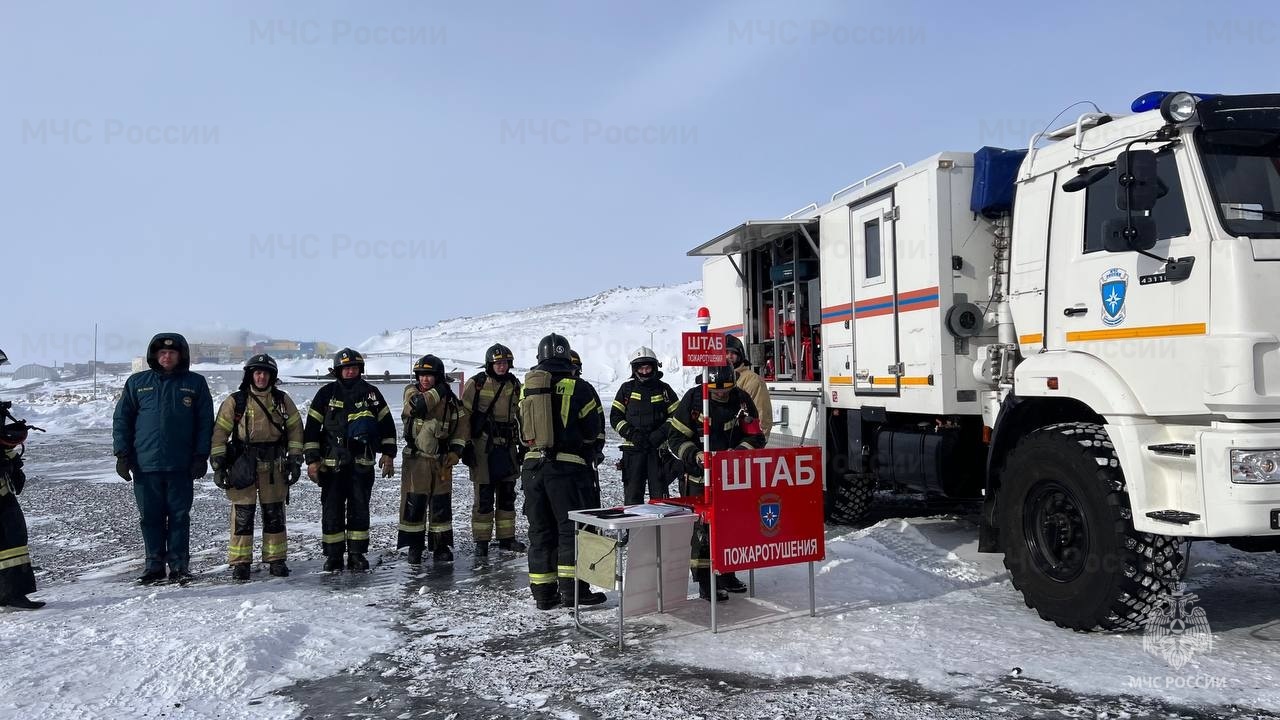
left=1000, top=422, right=1183, bottom=631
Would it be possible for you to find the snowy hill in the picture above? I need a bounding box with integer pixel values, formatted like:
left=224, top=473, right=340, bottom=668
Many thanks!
left=355, top=282, right=704, bottom=393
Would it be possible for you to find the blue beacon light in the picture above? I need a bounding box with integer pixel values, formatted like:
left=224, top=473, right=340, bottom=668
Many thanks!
left=1131, top=91, right=1218, bottom=113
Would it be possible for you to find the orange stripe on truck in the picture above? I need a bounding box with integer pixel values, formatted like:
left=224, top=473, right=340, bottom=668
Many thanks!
left=1065, top=322, right=1206, bottom=343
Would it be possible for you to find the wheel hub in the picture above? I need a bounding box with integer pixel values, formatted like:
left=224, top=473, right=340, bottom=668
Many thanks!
left=1023, top=482, right=1089, bottom=583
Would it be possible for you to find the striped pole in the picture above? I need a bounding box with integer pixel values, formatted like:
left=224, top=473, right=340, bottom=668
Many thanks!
left=697, top=307, right=711, bottom=504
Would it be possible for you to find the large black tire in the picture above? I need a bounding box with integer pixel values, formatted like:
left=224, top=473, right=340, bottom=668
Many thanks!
left=825, top=472, right=875, bottom=526
left=1000, top=422, right=1183, bottom=631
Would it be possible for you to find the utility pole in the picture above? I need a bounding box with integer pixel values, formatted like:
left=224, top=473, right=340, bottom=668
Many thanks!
left=93, top=323, right=98, bottom=400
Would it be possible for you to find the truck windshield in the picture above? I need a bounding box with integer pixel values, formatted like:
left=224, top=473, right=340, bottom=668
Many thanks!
left=1198, top=128, right=1280, bottom=238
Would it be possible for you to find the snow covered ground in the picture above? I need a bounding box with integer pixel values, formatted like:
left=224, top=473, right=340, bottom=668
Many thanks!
left=2, top=284, right=1280, bottom=719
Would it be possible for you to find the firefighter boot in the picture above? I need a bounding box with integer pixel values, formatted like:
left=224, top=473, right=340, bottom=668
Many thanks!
left=1, top=589, right=45, bottom=604
left=718, top=572, right=748, bottom=593
left=532, top=582, right=561, bottom=611
left=231, top=564, right=251, bottom=581
left=474, top=542, right=488, bottom=558
left=696, top=569, right=728, bottom=602
left=348, top=553, right=370, bottom=572
left=432, top=530, right=454, bottom=562
left=407, top=546, right=424, bottom=565
left=698, top=581, right=729, bottom=602
left=269, top=560, right=290, bottom=577
left=323, top=554, right=343, bottom=573
left=496, top=537, right=527, bottom=553
left=559, top=578, right=607, bottom=607
left=138, top=568, right=167, bottom=585
left=3, top=594, right=45, bottom=610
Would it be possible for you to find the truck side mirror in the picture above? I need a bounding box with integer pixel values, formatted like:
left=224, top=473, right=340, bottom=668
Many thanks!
left=1102, top=216, right=1158, bottom=252
left=1116, top=150, right=1159, bottom=212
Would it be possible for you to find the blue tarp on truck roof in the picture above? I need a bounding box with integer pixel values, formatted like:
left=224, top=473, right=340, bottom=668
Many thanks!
left=970, top=146, right=1028, bottom=218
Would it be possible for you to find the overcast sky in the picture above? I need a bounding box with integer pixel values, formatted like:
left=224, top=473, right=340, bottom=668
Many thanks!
left=3, top=0, right=1276, bottom=364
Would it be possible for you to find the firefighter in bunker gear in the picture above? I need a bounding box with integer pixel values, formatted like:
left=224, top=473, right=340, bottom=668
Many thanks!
left=521, top=335, right=608, bottom=610
left=209, top=354, right=304, bottom=580
left=112, top=333, right=214, bottom=584
left=666, top=365, right=765, bottom=601
left=724, top=334, right=772, bottom=438
left=569, top=350, right=606, bottom=508
left=401, top=354, right=467, bottom=564
left=0, top=350, right=45, bottom=610
left=610, top=346, right=679, bottom=505
left=460, top=343, right=525, bottom=557
left=303, top=348, right=397, bottom=573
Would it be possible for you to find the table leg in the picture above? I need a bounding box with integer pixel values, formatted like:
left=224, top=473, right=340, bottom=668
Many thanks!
left=616, top=532, right=624, bottom=651
left=573, top=522, right=581, bottom=630
left=656, top=525, right=664, bottom=613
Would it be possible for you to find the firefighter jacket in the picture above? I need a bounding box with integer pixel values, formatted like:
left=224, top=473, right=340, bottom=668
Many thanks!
left=610, top=374, right=679, bottom=450
left=0, top=447, right=20, bottom=498
left=665, top=385, right=765, bottom=479
left=459, top=371, right=521, bottom=450
left=402, top=383, right=467, bottom=460
left=583, top=380, right=607, bottom=458
left=733, top=365, right=773, bottom=437
left=525, top=358, right=602, bottom=466
left=303, top=378, right=397, bottom=467
left=210, top=386, right=304, bottom=464
left=112, top=333, right=214, bottom=473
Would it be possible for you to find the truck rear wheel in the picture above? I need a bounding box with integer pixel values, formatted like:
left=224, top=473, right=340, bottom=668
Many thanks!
left=825, top=472, right=874, bottom=526
left=1000, top=422, right=1183, bottom=631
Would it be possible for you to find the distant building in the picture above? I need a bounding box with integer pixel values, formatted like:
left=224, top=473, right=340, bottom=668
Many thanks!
left=12, top=364, right=59, bottom=381
left=64, top=361, right=133, bottom=377
left=189, top=343, right=233, bottom=364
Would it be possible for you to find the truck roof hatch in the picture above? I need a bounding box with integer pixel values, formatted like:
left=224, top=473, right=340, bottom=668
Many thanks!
left=687, top=219, right=818, bottom=257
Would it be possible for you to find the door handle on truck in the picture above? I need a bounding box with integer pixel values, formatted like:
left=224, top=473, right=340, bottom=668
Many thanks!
left=1063, top=306, right=1088, bottom=317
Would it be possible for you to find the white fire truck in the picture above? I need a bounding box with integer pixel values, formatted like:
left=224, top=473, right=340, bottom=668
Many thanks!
left=689, top=91, right=1280, bottom=631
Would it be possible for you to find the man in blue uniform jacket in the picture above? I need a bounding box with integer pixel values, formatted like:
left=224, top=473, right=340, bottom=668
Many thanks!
left=112, top=333, right=214, bottom=584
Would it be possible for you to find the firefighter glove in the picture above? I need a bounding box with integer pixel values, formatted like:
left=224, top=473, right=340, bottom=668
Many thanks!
left=210, top=455, right=225, bottom=472
left=408, top=392, right=429, bottom=418
left=189, top=455, right=208, bottom=480
left=593, top=451, right=605, bottom=468
left=647, top=428, right=668, bottom=448
left=460, top=443, right=476, bottom=468
left=115, top=456, right=133, bottom=482
left=286, top=462, right=301, bottom=486
left=380, top=454, right=395, bottom=478
left=444, top=451, right=460, bottom=470
left=213, top=469, right=230, bottom=490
